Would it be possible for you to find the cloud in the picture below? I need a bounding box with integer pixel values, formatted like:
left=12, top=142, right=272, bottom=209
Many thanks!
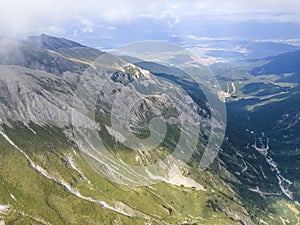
left=78, top=17, right=94, bottom=33
left=1, top=0, right=300, bottom=37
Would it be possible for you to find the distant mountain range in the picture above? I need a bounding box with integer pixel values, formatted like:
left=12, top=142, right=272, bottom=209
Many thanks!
left=252, top=50, right=300, bottom=79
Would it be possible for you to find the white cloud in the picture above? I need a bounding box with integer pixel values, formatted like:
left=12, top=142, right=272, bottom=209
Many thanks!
left=0, top=0, right=300, bottom=37
left=78, top=17, right=94, bottom=33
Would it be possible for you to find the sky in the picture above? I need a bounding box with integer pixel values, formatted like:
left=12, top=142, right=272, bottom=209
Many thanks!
left=1, top=0, right=300, bottom=47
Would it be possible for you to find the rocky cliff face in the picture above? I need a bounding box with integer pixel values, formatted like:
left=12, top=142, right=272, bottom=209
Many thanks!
left=0, top=51, right=214, bottom=186
left=0, top=65, right=75, bottom=127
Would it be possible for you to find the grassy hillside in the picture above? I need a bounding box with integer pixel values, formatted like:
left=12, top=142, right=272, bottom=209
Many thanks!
left=0, top=123, right=255, bottom=224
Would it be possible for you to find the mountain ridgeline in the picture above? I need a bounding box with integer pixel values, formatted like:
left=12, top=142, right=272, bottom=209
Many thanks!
left=0, top=34, right=299, bottom=225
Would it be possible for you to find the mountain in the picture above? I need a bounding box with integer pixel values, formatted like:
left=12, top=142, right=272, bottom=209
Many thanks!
left=239, top=41, right=300, bottom=59
left=0, top=34, right=299, bottom=225
left=251, top=50, right=300, bottom=81
left=0, top=37, right=89, bottom=75
left=186, top=40, right=300, bottom=61
left=26, top=34, right=84, bottom=50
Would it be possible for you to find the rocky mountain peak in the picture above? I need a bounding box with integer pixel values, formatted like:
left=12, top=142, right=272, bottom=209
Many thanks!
left=26, top=34, right=84, bottom=50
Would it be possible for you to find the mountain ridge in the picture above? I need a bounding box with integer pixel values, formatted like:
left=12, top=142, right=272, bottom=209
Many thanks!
left=252, top=49, right=300, bottom=77
left=26, top=34, right=85, bottom=50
